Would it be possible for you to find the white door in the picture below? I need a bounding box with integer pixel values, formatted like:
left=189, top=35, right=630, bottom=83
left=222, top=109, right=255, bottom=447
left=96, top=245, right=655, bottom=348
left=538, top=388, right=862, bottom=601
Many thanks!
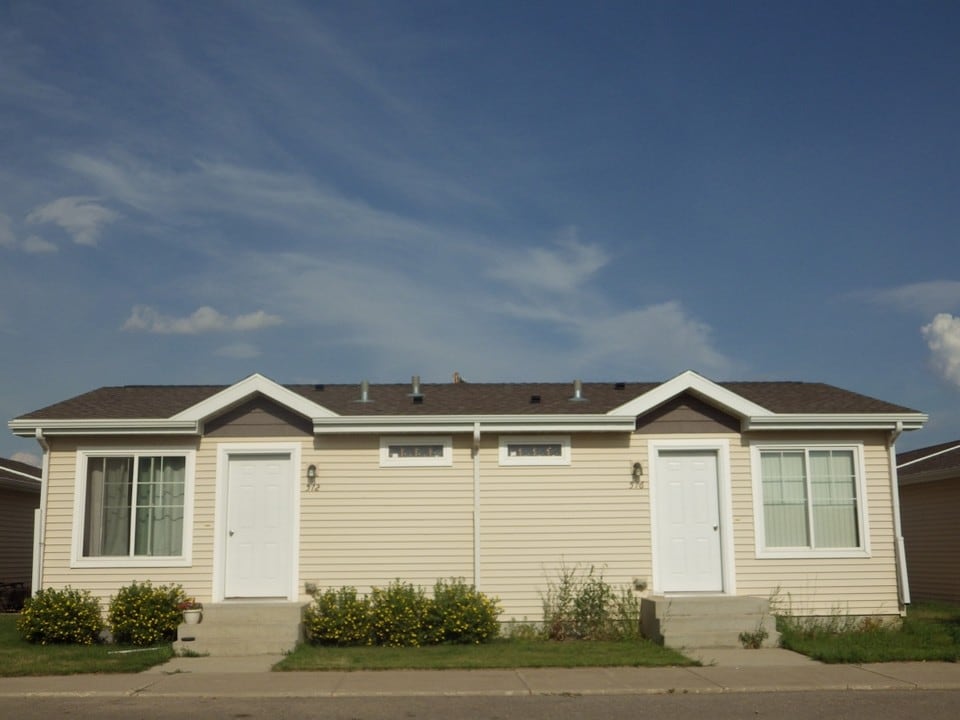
left=224, top=453, right=293, bottom=598
left=655, top=450, right=723, bottom=592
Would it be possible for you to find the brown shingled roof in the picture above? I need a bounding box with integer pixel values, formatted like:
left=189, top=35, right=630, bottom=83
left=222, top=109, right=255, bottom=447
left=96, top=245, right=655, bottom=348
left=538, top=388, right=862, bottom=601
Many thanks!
left=897, top=439, right=960, bottom=476
left=15, top=378, right=919, bottom=420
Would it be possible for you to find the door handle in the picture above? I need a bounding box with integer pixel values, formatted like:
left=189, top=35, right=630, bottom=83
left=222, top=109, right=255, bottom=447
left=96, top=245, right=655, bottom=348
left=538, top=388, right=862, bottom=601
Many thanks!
left=713, top=525, right=718, bottom=531
left=229, top=530, right=235, bottom=537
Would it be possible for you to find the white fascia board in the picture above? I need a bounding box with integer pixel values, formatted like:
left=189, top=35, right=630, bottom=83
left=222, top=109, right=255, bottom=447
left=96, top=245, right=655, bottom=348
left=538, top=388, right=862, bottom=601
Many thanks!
left=313, top=415, right=635, bottom=435
left=0, top=462, right=40, bottom=481
left=744, top=413, right=928, bottom=432
left=171, top=372, right=337, bottom=421
left=897, top=442, right=960, bottom=470
left=8, top=419, right=200, bottom=437
left=607, top=369, right=772, bottom=419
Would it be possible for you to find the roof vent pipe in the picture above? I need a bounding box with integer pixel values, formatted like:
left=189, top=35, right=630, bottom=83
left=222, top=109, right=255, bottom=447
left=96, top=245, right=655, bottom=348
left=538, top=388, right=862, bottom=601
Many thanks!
left=358, top=379, right=371, bottom=403
left=410, top=375, right=423, bottom=398
left=570, top=379, right=586, bottom=402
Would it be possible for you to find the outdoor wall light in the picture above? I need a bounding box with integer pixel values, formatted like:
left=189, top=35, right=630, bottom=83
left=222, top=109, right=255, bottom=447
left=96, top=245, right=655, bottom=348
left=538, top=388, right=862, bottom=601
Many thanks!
left=631, top=462, right=644, bottom=489
left=306, top=464, right=317, bottom=491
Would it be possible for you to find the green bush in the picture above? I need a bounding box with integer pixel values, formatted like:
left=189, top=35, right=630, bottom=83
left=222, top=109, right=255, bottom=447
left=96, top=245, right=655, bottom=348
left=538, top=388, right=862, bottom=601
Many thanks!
left=370, top=580, right=431, bottom=647
left=541, top=564, right=640, bottom=640
left=109, top=581, right=186, bottom=646
left=428, top=578, right=501, bottom=644
left=17, top=587, right=104, bottom=645
left=303, top=586, right=372, bottom=646
left=303, top=579, right=502, bottom=647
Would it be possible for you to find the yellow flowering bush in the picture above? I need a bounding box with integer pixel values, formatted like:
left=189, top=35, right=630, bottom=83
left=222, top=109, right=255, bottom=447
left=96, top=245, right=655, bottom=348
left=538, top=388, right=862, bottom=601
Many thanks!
left=109, top=581, right=186, bottom=646
left=303, top=579, right=501, bottom=647
left=427, top=578, right=501, bottom=644
left=303, top=586, right=372, bottom=646
left=17, top=587, right=104, bottom=645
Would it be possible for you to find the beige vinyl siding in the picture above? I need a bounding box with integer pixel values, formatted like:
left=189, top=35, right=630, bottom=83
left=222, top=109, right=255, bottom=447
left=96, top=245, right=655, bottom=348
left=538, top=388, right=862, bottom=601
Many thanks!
left=299, top=435, right=475, bottom=594
left=40, top=436, right=205, bottom=608
left=734, top=431, right=901, bottom=616
left=900, top=478, right=960, bottom=602
left=480, top=432, right=641, bottom=621
left=0, top=486, right=39, bottom=587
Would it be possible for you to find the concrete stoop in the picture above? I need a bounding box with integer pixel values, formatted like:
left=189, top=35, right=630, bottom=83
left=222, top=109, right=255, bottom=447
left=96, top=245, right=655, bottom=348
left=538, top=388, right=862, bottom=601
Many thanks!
left=641, top=595, right=780, bottom=650
left=173, top=602, right=306, bottom=656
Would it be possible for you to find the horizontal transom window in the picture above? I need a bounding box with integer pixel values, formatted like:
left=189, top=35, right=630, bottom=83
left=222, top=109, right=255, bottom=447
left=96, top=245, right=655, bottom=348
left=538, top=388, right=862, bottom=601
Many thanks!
left=379, top=436, right=452, bottom=467
left=499, top=435, right=571, bottom=466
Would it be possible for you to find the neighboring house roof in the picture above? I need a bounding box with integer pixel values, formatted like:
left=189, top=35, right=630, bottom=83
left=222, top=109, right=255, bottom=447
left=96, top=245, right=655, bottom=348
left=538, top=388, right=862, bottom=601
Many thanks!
left=8, top=370, right=926, bottom=438
left=897, top=439, right=960, bottom=485
left=0, top=458, right=41, bottom=493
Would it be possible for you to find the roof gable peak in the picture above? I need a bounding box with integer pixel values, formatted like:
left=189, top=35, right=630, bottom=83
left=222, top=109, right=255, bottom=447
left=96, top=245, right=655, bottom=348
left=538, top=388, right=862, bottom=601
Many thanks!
left=608, top=370, right=772, bottom=419
left=171, top=373, right=337, bottom=422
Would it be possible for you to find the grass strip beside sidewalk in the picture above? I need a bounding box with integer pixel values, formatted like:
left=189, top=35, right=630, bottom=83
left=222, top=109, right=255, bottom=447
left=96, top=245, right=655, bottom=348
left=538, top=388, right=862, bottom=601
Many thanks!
left=276, top=638, right=694, bottom=671
left=0, top=614, right=173, bottom=676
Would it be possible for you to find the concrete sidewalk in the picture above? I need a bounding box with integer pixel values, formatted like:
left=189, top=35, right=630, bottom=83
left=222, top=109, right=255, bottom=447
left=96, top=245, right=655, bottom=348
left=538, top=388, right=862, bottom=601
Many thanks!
left=1, top=648, right=960, bottom=698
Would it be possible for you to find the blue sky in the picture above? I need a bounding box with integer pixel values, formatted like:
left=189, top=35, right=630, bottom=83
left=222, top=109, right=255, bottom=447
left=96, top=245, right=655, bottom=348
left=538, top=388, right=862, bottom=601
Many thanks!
left=2, top=1, right=959, bottom=465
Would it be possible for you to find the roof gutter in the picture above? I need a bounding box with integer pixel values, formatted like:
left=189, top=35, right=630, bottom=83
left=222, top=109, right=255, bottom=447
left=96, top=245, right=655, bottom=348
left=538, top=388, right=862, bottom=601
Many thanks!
left=312, top=414, right=636, bottom=434
left=9, top=419, right=200, bottom=437
left=744, top=413, right=928, bottom=432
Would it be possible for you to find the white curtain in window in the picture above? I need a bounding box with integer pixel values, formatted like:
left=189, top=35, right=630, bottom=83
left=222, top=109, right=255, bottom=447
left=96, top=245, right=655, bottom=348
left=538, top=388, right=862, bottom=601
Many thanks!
left=134, top=457, right=185, bottom=556
left=809, top=450, right=858, bottom=548
left=761, top=451, right=809, bottom=547
left=84, top=457, right=132, bottom=556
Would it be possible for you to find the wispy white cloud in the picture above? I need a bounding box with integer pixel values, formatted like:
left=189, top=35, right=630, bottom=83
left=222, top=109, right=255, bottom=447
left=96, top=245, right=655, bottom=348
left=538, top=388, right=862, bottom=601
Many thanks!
left=856, top=281, right=960, bottom=316
left=215, top=342, right=262, bottom=359
left=0, top=212, right=14, bottom=248
left=26, top=196, right=118, bottom=246
left=10, top=451, right=41, bottom=467
left=922, top=313, right=960, bottom=388
left=22, top=235, right=58, bottom=254
left=123, top=306, right=283, bottom=334
left=490, top=228, right=608, bottom=294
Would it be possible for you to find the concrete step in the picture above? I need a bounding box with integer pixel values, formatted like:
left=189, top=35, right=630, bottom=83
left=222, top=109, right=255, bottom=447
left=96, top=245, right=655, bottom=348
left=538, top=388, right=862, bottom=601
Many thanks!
left=641, top=595, right=780, bottom=649
left=174, top=602, right=306, bottom=657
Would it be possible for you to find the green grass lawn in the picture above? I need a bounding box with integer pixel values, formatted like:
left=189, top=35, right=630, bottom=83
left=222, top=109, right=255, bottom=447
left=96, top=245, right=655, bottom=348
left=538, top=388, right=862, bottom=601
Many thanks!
left=0, top=614, right=174, bottom=676
left=276, top=637, right=695, bottom=671
left=778, top=602, right=960, bottom=664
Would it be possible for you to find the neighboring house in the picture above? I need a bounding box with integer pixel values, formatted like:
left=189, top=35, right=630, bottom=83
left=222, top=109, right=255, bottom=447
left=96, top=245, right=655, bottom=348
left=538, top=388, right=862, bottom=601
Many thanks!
left=8, top=370, right=926, bottom=642
left=0, top=458, right=41, bottom=609
left=897, top=439, right=960, bottom=603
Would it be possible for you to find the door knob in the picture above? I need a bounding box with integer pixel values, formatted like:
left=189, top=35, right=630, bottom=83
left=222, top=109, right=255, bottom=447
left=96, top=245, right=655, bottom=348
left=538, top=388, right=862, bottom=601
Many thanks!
left=229, top=530, right=235, bottom=537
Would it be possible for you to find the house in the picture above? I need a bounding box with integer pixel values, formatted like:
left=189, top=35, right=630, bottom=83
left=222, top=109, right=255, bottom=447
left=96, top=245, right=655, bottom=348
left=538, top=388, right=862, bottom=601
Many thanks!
left=897, top=439, right=960, bottom=603
left=0, top=458, right=41, bottom=610
left=8, top=370, right=926, bottom=650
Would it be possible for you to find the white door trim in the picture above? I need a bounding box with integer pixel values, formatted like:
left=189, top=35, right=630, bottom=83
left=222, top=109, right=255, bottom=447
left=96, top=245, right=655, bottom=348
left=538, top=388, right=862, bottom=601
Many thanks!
left=648, top=439, right=736, bottom=595
left=213, top=442, right=301, bottom=602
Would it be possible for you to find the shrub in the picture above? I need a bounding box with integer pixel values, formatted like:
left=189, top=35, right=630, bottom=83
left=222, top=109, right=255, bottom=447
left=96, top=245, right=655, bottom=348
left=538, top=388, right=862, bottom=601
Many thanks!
left=370, top=580, right=431, bottom=647
left=427, top=578, right=501, bottom=644
left=17, top=587, right=104, bottom=645
left=303, top=586, right=373, bottom=646
left=541, top=563, right=640, bottom=641
left=109, top=581, right=186, bottom=646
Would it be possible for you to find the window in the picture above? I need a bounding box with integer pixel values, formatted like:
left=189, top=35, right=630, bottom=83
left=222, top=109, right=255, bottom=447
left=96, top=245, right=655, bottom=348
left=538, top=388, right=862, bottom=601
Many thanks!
left=753, top=445, right=866, bottom=555
left=77, top=450, right=192, bottom=564
left=379, top=436, right=452, bottom=467
left=499, top=435, right=571, bottom=465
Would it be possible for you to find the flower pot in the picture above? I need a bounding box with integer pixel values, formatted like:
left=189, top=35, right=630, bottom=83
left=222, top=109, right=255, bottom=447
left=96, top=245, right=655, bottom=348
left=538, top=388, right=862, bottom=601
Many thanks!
left=183, top=609, right=202, bottom=624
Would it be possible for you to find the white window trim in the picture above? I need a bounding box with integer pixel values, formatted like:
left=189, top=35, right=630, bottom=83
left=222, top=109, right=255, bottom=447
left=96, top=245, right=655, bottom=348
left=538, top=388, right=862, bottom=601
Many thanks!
left=498, top=435, right=571, bottom=466
left=379, top=435, right=453, bottom=467
left=71, top=447, right=195, bottom=568
left=750, top=442, right=871, bottom=559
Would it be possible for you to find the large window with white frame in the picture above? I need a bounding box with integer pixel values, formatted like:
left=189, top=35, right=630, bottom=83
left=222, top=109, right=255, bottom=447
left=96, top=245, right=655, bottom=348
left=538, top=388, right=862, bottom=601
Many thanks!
left=76, top=450, right=193, bottom=563
left=379, top=436, right=452, bottom=467
left=499, top=435, right=571, bottom=466
left=752, top=444, right=867, bottom=556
